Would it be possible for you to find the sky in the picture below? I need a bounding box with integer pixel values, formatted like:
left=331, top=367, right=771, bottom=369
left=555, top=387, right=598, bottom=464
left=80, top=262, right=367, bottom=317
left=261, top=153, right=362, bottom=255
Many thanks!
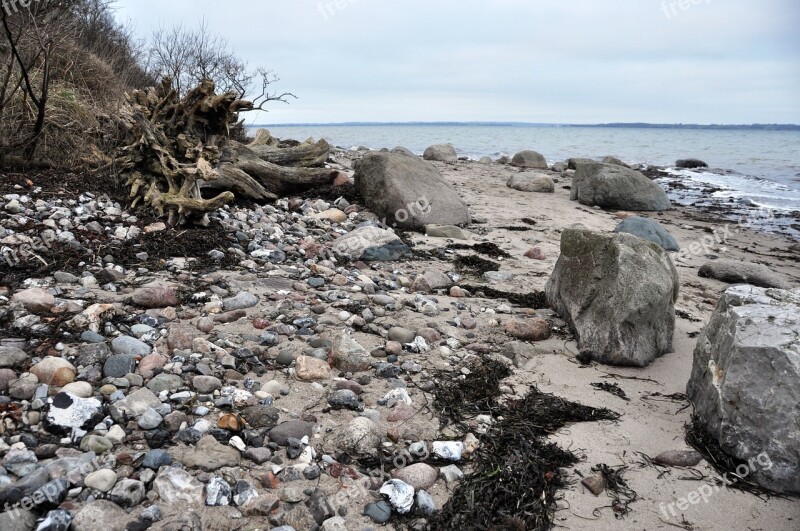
left=114, top=0, right=800, bottom=125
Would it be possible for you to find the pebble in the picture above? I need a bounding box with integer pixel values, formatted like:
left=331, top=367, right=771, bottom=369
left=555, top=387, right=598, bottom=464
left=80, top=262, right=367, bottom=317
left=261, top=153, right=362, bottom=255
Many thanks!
left=84, top=469, right=118, bottom=492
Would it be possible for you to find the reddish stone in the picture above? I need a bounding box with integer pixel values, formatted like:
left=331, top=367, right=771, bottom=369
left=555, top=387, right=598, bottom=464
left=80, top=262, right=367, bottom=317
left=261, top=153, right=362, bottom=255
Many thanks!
left=504, top=318, right=551, bottom=341
left=524, top=247, right=547, bottom=260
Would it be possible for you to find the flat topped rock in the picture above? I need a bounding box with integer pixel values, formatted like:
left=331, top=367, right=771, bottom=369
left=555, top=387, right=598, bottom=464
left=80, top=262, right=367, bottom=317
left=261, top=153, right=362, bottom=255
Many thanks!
left=687, top=285, right=800, bottom=493
left=699, top=259, right=790, bottom=289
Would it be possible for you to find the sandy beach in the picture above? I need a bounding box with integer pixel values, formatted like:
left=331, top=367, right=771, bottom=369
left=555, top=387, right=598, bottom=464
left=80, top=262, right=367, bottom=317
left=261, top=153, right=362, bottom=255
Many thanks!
left=1, top=147, right=798, bottom=530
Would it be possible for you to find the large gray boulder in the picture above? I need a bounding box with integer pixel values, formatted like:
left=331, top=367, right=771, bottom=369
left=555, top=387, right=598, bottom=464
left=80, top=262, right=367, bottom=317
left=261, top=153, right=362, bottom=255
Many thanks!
left=422, top=144, right=457, bottom=163
left=687, top=285, right=800, bottom=494
left=546, top=227, right=679, bottom=366
left=354, top=153, right=470, bottom=229
left=613, top=216, right=680, bottom=251
left=570, top=162, right=671, bottom=211
left=698, top=260, right=790, bottom=289
left=511, top=150, right=548, bottom=169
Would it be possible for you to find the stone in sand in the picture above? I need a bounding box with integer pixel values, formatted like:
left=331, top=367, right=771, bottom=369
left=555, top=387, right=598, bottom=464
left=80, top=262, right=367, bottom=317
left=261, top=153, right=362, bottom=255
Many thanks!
left=354, top=152, right=470, bottom=229
left=546, top=227, right=679, bottom=367
left=506, top=173, right=555, bottom=193
left=570, top=162, right=671, bottom=211
left=687, top=285, right=800, bottom=494
left=698, top=259, right=790, bottom=289
left=332, top=226, right=411, bottom=262
left=422, top=143, right=457, bottom=162
left=613, top=216, right=680, bottom=251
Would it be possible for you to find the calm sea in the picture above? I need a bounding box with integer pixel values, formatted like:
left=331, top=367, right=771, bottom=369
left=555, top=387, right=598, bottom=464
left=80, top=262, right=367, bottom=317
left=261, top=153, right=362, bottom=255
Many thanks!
left=254, top=124, right=800, bottom=214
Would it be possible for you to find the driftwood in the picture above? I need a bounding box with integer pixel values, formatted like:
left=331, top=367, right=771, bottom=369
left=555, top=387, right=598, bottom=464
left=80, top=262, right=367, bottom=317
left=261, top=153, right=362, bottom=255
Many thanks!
left=110, top=78, right=334, bottom=226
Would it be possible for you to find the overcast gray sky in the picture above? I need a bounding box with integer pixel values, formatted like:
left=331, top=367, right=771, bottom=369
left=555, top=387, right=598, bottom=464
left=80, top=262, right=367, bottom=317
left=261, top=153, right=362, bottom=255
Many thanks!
left=114, top=0, right=800, bottom=125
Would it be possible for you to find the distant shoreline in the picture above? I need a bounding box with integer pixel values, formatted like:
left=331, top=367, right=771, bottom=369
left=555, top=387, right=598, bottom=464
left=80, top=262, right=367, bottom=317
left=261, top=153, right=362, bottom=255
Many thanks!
left=255, top=122, right=800, bottom=131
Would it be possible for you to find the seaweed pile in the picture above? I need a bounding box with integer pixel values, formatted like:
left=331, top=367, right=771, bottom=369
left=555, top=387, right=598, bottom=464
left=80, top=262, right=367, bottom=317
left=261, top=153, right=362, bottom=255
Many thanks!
left=428, top=358, right=620, bottom=530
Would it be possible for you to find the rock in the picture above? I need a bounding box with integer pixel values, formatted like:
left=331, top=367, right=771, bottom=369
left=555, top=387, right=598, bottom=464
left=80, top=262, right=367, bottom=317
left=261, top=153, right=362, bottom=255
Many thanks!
left=504, top=318, right=551, bottom=341
left=241, top=405, right=280, bottom=428
left=72, top=501, right=130, bottom=531
left=582, top=474, right=606, bottom=495
left=686, top=285, right=800, bottom=493
left=432, top=441, right=463, bottom=461
left=80, top=434, right=113, bottom=454
left=103, top=354, right=136, bottom=378
left=142, top=447, right=173, bottom=469
left=380, top=479, right=415, bottom=514
left=34, top=510, right=71, bottom=531
left=0, top=509, right=36, bottom=531
left=131, top=286, right=179, bottom=308
left=654, top=450, right=703, bottom=467
left=109, top=388, right=161, bottom=422
left=295, top=356, right=331, bottom=381
left=111, top=336, right=151, bottom=357
left=76, top=342, right=111, bottom=367
left=192, top=375, right=222, bottom=393
left=364, top=500, right=393, bottom=524
left=546, top=227, right=679, bottom=367
left=269, top=420, right=314, bottom=446
left=391, top=146, right=416, bottom=157
left=483, top=271, right=513, bottom=283
left=322, top=517, right=347, bottom=531
left=330, top=332, right=372, bottom=372
left=391, top=463, right=438, bottom=490
left=613, top=217, right=680, bottom=251
left=327, top=389, right=361, bottom=410
left=138, top=408, right=164, bottom=430
left=425, top=224, right=469, bottom=240
left=3, top=448, right=38, bottom=476
left=570, top=162, right=671, bottom=211
left=676, top=158, right=708, bottom=169
left=507, top=173, right=555, bottom=193
left=524, top=247, right=546, bottom=260
left=222, top=292, right=259, bottom=311
left=137, top=353, right=168, bottom=377
left=11, top=288, right=55, bottom=314
left=29, top=357, right=76, bottom=386
left=333, top=416, right=380, bottom=455
left=0, top=368, right=14, bottom=392
left=46, top=392, right=103, bottom=433
left=415, top=490, right=438, bottom=516
left=332, top=226, right=411, bottom=262
left=479, top=156, right=493, bottom=164
left=354, top=153, right=470, bottom=229
left=411, top=269, right=452, bottom=293
left=146, top=373, right=183, bottom=393
left=602, top=155, right=629, bottom=167
left=439, top=464, right=464, bottom=484
left=109, top=479, right=145, bottom=508
left=422, top=143, right=457, bottom=163
left=232, top=480, right=258, bottom=506
left=388, top=327, right=415, bottom=344
left=511, top=150, right=548, bottom=169
left=59, top=381, right=92, bottom=398
left=153, top=467, right=204, bottom=503
left=0, top=346, right=28, bottom=368
left=313, top=208, right=347, bottom=223
left=698, top=260, right=790, bottom=289
left=182, top=435, right=240, bottom=471
left=206, top=476, right=232, bottom=506
left=84, top=469, right=118, bottom=492
left=167, top=324, right=198, bottom=351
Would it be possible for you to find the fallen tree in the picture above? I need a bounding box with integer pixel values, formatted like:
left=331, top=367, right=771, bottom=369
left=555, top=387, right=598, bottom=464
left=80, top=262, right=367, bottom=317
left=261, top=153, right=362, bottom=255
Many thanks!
left=109, top=77, right=335, bottom=226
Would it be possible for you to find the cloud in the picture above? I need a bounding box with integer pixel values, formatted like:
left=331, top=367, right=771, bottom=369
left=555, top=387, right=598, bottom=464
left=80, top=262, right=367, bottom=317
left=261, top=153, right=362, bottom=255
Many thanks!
left=115, top=0, right=800, bottom=123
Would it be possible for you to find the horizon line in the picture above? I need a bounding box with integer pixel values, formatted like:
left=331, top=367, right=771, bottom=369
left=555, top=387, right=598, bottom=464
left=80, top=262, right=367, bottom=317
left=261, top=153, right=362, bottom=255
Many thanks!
left=250, top=121, right=800, bottom=129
